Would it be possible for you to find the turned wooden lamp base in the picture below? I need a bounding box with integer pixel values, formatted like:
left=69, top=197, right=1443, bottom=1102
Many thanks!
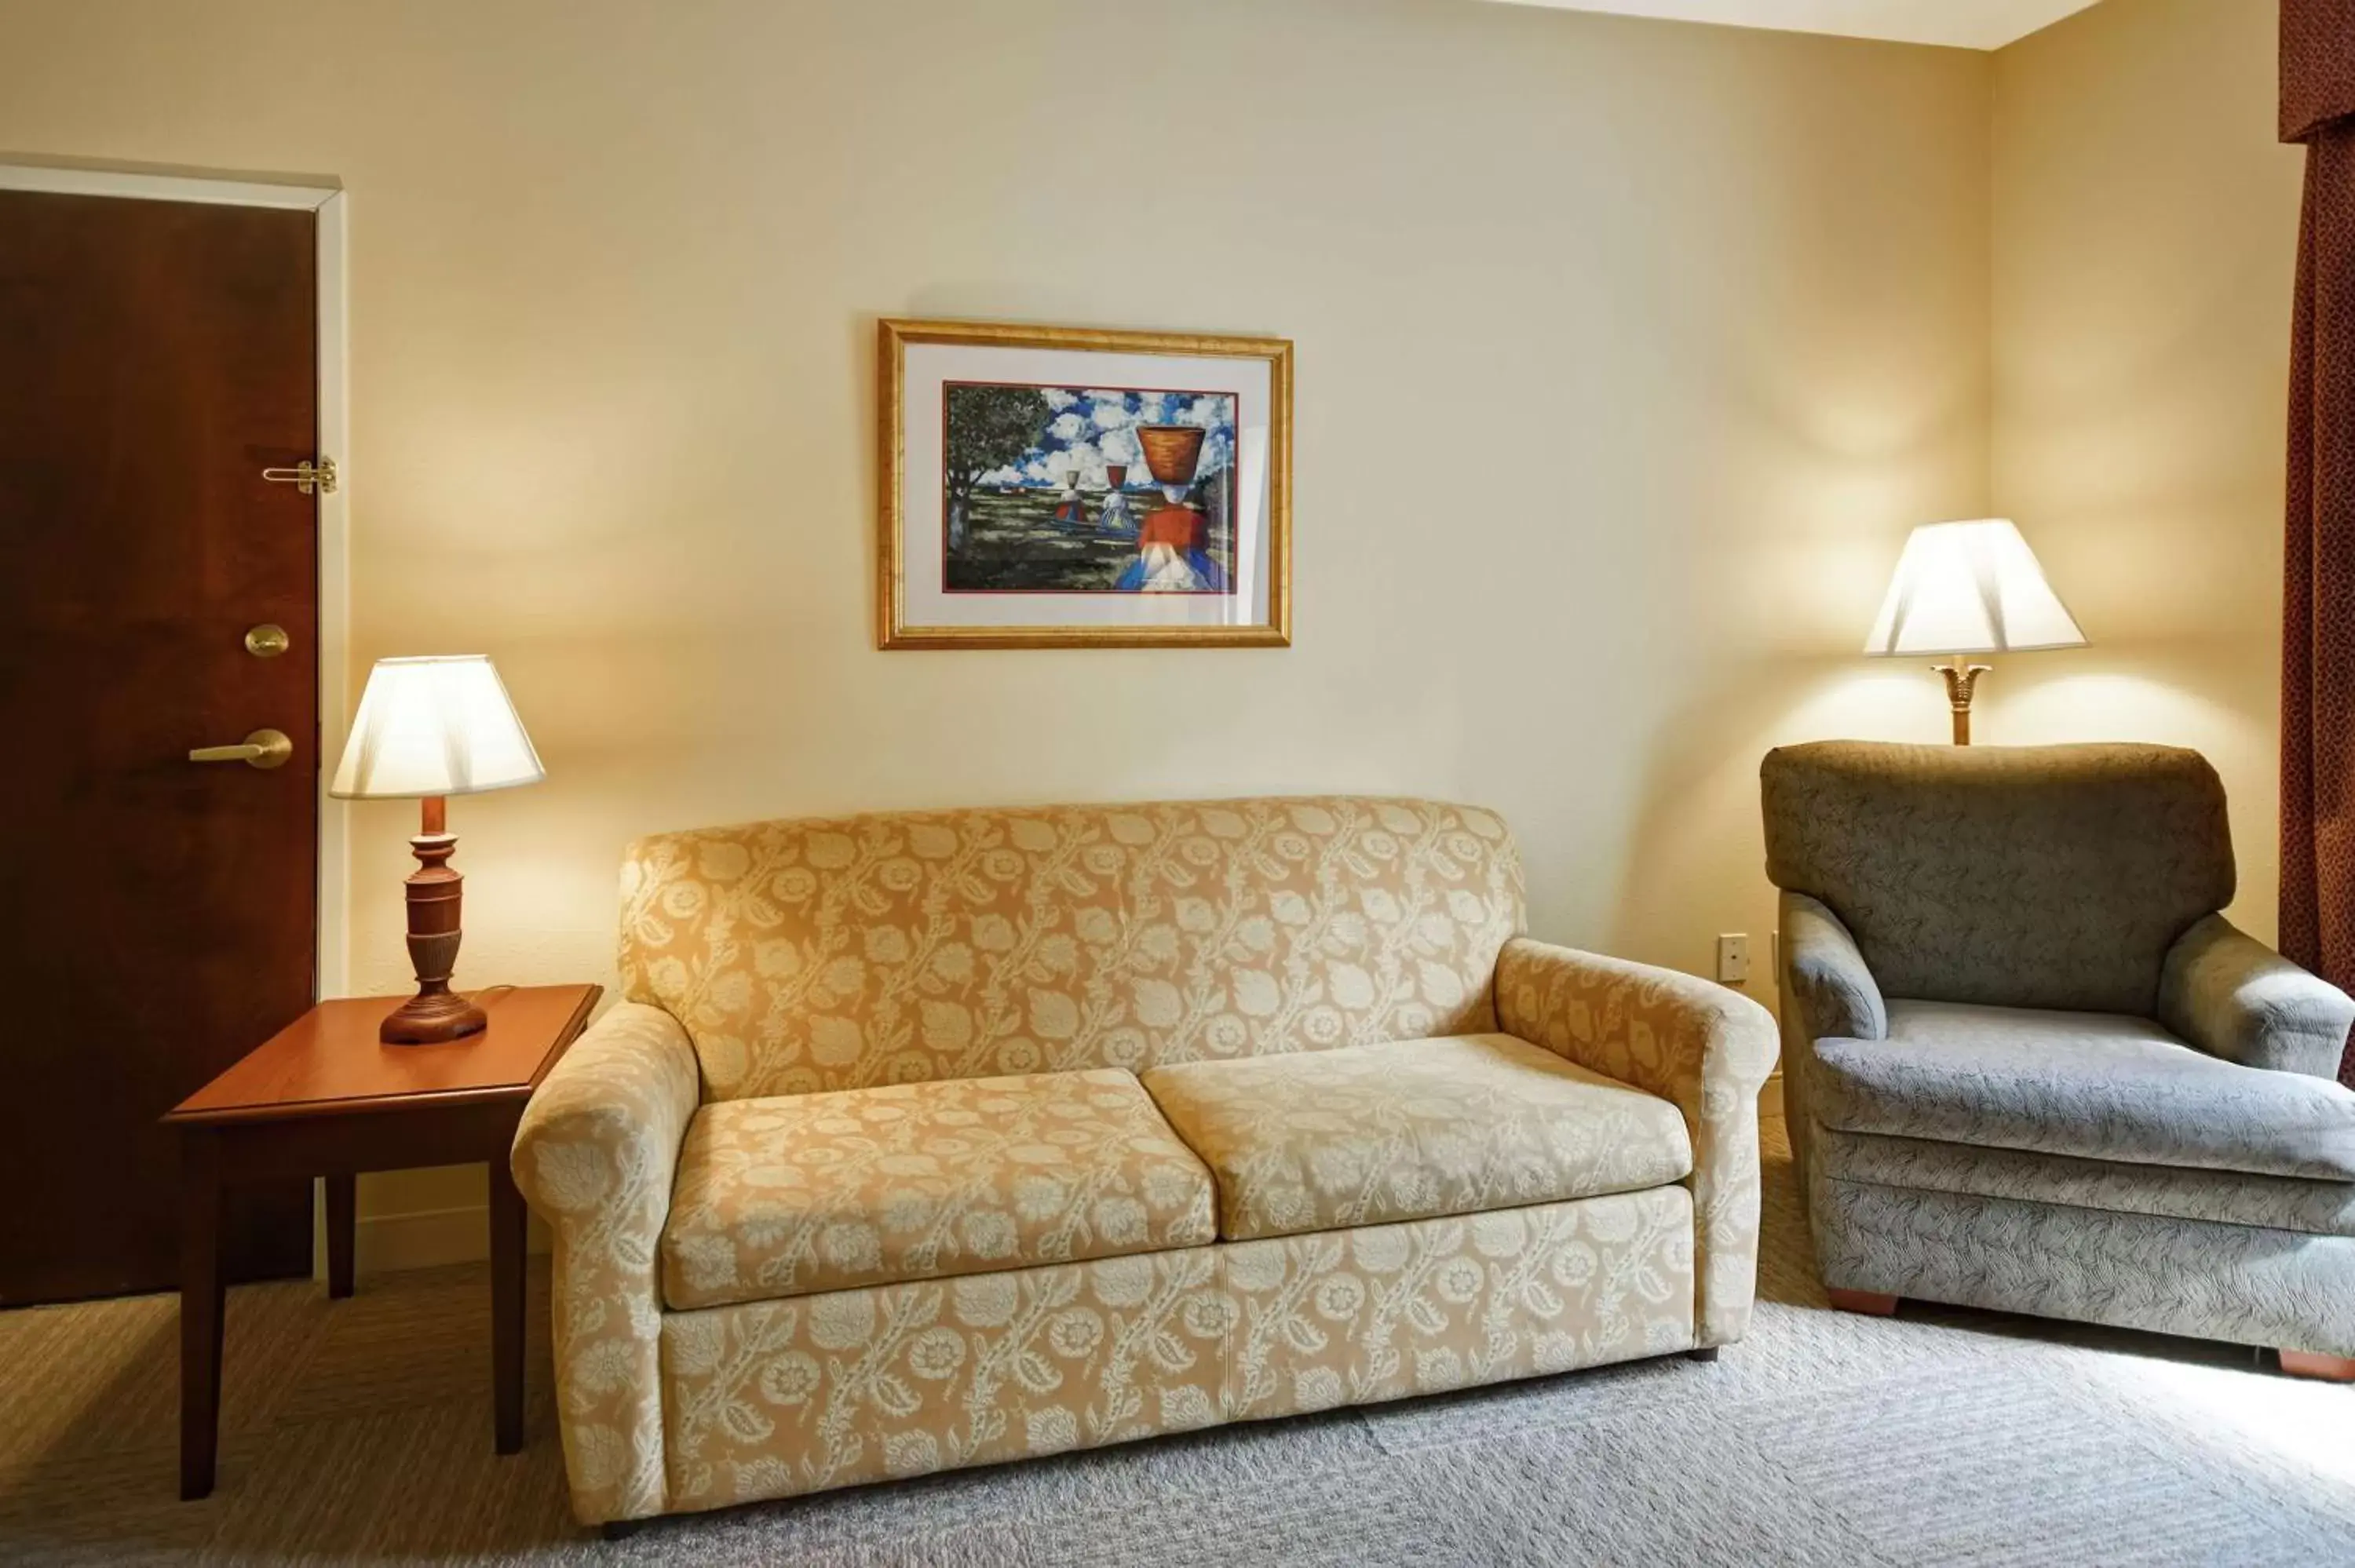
left=382, top=795, right=487, bottom=1045
left=380, top=986, right=487, bottom=1045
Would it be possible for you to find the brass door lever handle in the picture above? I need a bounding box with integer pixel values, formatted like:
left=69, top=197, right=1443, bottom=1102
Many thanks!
left=188, top=729, right=294, bottom=769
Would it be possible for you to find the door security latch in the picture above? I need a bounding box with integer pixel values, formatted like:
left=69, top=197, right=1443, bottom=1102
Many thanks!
left=260, top=457, right=338, bottom=495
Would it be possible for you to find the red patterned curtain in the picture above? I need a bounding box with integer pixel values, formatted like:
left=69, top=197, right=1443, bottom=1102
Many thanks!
left=2280, top=0, right=2355, bottom=1085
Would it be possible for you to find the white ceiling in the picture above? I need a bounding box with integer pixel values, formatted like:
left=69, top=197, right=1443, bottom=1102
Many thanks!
left=1484, top=0, right=2103, bottom=50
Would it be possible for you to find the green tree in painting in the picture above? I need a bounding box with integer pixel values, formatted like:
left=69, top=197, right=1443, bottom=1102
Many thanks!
left=944, top=385, right=1048, bottom=550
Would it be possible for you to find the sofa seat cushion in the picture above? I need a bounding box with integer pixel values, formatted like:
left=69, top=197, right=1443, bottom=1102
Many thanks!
left=659, top=1069, right=1217, bottom=1311
left=1809, top=1000, right=2355, bottom=1181
left=1140, top=1033, right=1692, bottom=1242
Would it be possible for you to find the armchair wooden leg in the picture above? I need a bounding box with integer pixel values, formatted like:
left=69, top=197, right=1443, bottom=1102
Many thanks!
left=600, top=1520, right=648, bottom=1541
left=2279, top=1349, right=2355, bottom=1382
left=1827, top=1288, right=1899, bottom=1317
left=1685, top=1347, right=1719, bottom=1362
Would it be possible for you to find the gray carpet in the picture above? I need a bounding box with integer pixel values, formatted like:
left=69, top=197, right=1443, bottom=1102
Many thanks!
left=4, top=1122, right=2351, bottom=1566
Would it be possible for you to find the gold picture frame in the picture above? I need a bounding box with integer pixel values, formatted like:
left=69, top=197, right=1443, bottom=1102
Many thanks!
left=878, top=317, right=1293, bottom=649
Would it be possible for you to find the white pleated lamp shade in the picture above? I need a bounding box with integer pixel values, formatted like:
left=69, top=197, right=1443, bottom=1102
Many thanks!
left=329, top=655, right=545, bottom=800
left=1863, top=519, right=2088, bottom=657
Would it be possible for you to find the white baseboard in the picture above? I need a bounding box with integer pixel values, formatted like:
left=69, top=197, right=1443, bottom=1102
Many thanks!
left=306, top=1199, right=549, bottom=1280
left=357, top=1205, right=495, bottom=1272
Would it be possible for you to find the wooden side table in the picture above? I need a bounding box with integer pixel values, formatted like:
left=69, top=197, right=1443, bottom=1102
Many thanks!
left=163, top=983, right=600, bottom=1501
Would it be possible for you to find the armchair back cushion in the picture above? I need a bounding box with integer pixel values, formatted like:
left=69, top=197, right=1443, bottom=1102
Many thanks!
left=619, top=797, right=1524, bottom=1101
left=1761, top=742, right=2233, bottom=1016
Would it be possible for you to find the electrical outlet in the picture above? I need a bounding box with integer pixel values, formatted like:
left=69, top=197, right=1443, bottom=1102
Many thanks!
left=1716, top=933, right=1750, bottom=984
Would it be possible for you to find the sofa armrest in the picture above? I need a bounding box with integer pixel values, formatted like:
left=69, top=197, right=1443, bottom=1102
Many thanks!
left=2158, top=914, right=2354, bottom=1081
left=1495, top=937, right=1780, bottom=1348
left=1779, top=892, right=1886, bottom=1043
left=510, top=1001, right=701, bottom=1525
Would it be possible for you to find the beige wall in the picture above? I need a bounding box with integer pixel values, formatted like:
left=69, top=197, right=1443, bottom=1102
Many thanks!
left=1988, top=0, right=2303, bottom=939
left=0, top=0, right=1993, bottom=1252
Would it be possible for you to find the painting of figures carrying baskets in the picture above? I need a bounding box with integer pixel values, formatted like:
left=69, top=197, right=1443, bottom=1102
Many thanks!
left=880, top=318, right=1291, bottom=649
left=943, top=383, right=1238, bottom=595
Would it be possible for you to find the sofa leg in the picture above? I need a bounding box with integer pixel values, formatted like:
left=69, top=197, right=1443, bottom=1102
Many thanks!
left=1685, top=1346, right=1719, bottom=1362
left=600, top=1520, right=649, bottom=1542
left=2279, top=1349, right=2355, bottom=1382
left=1826, top=1288, right=1899, bottom=1317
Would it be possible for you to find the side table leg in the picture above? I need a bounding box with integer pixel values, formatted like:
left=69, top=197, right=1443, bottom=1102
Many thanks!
left=326, top=1174, right=356, bottom=1300
left=488, top=1152, right=528, bottom=1454
left=179, top=1129, right=226, bottom=1501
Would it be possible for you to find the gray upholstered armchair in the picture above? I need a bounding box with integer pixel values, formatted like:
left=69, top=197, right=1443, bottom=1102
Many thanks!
left=1761, top=741, right=2355, bottom=1380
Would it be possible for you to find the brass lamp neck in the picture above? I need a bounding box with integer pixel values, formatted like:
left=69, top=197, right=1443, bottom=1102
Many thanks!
left=1937, top=654, right=1992, bottom=745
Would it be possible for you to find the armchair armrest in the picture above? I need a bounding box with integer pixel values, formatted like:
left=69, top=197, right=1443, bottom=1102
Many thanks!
left=2158, top=914, right=2354, bottom=1081
left=511, top=1001, right=701, bottom=1525
left=1495, top=937, right=1779, bottom=1348
left=1779, top=892, right=1886, bottom=1043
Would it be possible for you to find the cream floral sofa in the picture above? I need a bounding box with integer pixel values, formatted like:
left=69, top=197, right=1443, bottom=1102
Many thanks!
left=511, top=797, right=1777, bottom=1528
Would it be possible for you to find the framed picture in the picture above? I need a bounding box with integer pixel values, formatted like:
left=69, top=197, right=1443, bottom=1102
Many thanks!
left=878, top=318, right=1292, bottom=649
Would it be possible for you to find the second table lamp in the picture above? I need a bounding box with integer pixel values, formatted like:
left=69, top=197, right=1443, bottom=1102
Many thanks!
left=1863, top=518, right=2087, bottom=744
left=329, top=655, right=544, bottom=1044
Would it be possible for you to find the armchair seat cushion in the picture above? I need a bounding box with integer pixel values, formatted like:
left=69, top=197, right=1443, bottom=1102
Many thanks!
left=1809, top=1001, right=2355, bottom=1181
left=1141, top=1033, right=1692, bottom=1242
left=659, top=1069, right=1216, bottom=1311
left=1817, top=1127, right=2355, bottom=1238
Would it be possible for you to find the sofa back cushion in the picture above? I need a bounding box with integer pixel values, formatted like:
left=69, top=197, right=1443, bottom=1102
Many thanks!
left=619, top=796, right=1524, bottom=1101
left=1760, top=741, right=2233, bottom=1016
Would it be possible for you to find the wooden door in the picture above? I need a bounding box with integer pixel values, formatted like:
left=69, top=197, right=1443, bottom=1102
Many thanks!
left=0, top=190, right=319, bottom=1303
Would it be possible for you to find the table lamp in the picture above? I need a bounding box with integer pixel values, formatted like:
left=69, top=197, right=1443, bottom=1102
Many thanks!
left=1863, top=518, right=2087, bottom=745
left=329, top=655, right=545, bottom=1044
